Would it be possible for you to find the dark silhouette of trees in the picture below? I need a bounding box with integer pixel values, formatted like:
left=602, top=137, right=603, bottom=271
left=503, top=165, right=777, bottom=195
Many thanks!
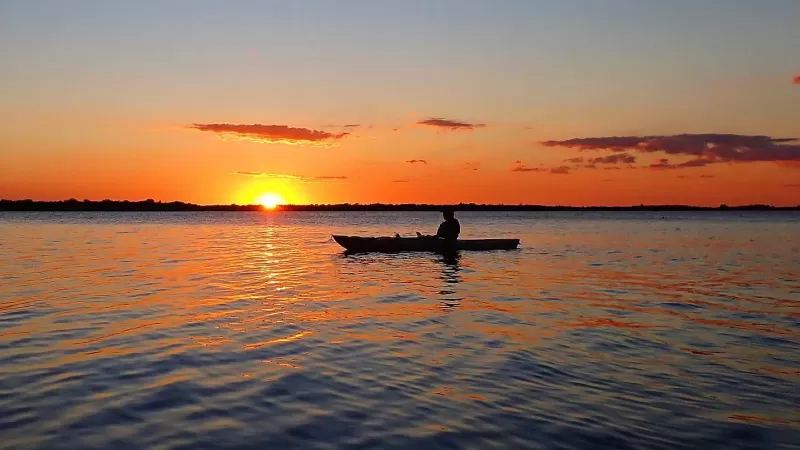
left=0, top=199, right=262, bottom=211
left=0, top=199, right=796, bottom=212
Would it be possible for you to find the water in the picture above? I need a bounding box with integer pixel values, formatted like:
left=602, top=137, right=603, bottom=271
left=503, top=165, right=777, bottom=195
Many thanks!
left=0, top=211, right=798, bottom=449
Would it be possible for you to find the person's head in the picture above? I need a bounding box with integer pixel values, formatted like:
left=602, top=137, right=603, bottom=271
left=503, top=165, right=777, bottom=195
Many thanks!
left=442, top=209, right=455, bottom=220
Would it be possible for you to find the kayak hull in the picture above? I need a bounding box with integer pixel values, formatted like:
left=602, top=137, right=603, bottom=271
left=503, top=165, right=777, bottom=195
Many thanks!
left=332, top=235, right=520, bottom=253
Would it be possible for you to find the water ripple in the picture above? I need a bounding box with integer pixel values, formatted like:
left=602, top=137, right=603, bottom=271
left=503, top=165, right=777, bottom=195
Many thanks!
left=0, top=211, right=798, bottom=449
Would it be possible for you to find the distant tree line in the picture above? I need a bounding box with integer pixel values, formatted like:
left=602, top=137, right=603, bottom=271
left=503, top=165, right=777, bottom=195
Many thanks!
left=277, top=203, right=797, bottom=211
left=1, top=199, right=797, bottom=212
left=0, top=199, right=262, bottom=211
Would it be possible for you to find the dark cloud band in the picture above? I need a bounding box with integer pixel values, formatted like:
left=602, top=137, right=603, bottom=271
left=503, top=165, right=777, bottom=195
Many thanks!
left=416, top=118, right=485, bottom=130
left=542, top=134, right=800, bottom=168
left=512, top=163, right=571, bottom=174
left=190, top=123, right=349, bottom=145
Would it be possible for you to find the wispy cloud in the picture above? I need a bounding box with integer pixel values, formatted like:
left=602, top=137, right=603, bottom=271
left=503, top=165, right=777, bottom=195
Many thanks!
left=649, top=159, right=672, bottom=170
left=512, top=167, right=544, bottom=172
left=392, top=179, right=411, bottom=183
left=320, top=123, right=362, bottom=130
left=234, top=172, right=348, bottom=182
left=406, top=159, right=428, bottom=164
left=549, top=166, right=571, bottom=174
left=416, top=118, right=486, bottom=131
left=236, top=171, right=305, bottom=180
left=588, top=153, right=637, bottom=165
left=463, top=162, right=480, bottom=171
left=190, top=123, right=349, bottom=146
left=511, top=162, right=544, bottom=172
left=512, top=162, right=571, bottom=174
left=678, top=174, right=715, bottom=179
left=563, top=154, right=637, bottom=170
left=541, top=134, right=800, bottom=168
left=236, top=171, right=267, bottom=176
left=648, top=158, right=714, bottom=170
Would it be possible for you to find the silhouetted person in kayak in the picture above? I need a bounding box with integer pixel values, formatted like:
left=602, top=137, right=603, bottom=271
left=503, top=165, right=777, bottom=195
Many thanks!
left=418, top=210, right=460, bottom=241
left=437, top=210, right=460, bottom=240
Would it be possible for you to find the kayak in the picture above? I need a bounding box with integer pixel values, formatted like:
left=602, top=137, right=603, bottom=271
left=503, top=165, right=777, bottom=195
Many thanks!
left=332, top=235, right=520, bottom=253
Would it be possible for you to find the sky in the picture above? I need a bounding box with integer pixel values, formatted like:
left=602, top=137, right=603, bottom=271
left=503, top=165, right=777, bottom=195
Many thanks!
left=1, top=0, right=799, bottom=206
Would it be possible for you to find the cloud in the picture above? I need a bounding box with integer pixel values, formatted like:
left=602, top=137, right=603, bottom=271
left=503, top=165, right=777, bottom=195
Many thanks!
left=588, top=153, right=637, bottom=165
left=648, top=158, right=715, bottom=170
left=416, top=118, right=486, bottom=131
left=678, top=174, right=715, bottom=179
left=794, top=76, right=800, bottom=85
left=512, top=161, right=544, bottom=172
left=392, top=179, right=411, bottom=183
left=234, top=172, right=347, bottom=183
left=512, top=162, right=570, bottom=174
left=321, top=123, right=362, bottom=129
left=648, top=159, right=671, bottom=169
left=190, top=123, right=349, bottom=146
left=785, top=183, right=800, bottom=187
left=541, top=133, right=800, bottom=168
left=512, top=166, right=544, bottom=172
left=564, top=154, right=636, bottom=170
left=463, top=162, right=481, bottom=171
left=406, top=159, right=428, bottom=164
left=236, top=171, right=267, bottom=176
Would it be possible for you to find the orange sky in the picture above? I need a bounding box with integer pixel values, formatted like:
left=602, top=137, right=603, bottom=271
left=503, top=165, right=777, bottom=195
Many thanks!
left=2, top=120, right=798, bottom=206
left=1, top=2, right=799, bottom=206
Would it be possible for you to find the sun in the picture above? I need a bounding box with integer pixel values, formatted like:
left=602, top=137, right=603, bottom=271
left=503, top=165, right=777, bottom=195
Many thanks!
left=257, top=192, right=284, bottom=210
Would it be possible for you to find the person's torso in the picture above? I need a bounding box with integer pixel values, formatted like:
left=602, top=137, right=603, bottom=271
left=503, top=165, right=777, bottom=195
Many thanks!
left=439, top=219, right=460, bottom=238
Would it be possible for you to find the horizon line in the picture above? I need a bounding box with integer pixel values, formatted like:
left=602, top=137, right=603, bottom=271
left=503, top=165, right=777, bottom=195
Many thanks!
left=1, top=199, right=798, bottom=211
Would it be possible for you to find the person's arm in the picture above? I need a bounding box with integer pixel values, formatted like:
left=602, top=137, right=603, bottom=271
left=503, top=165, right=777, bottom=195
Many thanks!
left=435, top=222, right=446, bottom=238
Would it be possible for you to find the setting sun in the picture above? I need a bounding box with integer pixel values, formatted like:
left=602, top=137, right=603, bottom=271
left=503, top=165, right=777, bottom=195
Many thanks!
left=257, top=193, right=284, bottom=209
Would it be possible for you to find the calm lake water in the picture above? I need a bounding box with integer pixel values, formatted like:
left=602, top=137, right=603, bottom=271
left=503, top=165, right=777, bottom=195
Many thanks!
left=0, top=211, right=798, bottom=449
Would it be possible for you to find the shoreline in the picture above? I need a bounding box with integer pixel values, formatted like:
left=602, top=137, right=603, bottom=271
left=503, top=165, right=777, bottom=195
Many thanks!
left=1, top=200, right=798, bottom=212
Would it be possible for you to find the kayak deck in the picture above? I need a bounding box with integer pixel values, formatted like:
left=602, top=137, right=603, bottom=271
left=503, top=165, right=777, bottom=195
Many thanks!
left=332, top=235, right=520, bottom=253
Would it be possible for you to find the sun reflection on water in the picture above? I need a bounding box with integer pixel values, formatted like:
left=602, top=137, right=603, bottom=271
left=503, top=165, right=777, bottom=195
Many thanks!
left=0, top=212, right=798, bottom=448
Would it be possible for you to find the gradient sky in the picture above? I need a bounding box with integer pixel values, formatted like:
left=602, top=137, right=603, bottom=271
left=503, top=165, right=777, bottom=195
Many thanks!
left=1, top=0, right=799, bottom=206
